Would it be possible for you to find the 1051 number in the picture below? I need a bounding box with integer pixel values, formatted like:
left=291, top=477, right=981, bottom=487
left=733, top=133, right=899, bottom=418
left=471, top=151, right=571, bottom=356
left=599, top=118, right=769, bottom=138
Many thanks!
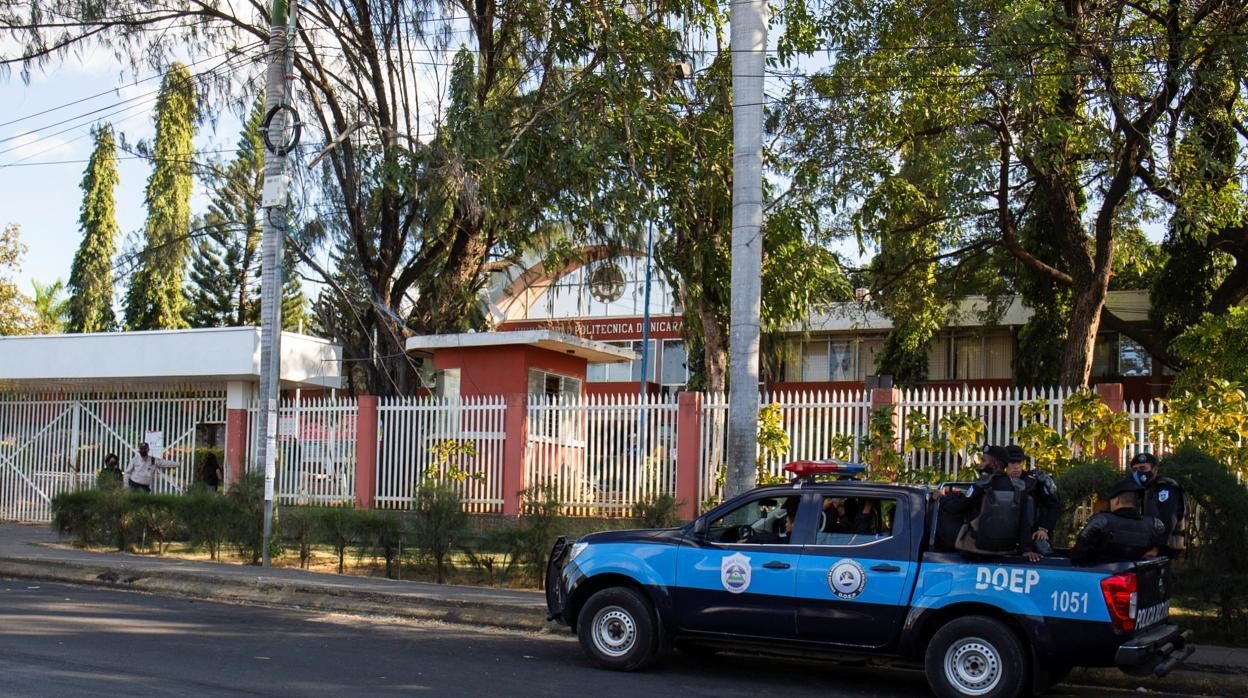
left=1051, top=590, right=1090, bottom=614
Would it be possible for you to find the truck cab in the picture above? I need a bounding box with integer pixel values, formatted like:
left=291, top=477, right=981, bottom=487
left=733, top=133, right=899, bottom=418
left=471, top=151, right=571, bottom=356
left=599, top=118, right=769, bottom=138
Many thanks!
left=546, top=463, right=1193, bottom=697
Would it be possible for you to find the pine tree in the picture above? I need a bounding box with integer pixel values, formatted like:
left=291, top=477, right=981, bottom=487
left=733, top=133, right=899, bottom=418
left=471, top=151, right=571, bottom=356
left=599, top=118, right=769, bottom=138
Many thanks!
left=124, top=63, right=197, bottom=330
left=184, top=97, right=265, bottom=327
left=66, top=125, right=120, bottom=333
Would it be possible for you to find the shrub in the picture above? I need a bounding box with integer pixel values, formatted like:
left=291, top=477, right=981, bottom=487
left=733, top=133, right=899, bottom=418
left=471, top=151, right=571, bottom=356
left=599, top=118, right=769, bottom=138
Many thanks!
left=226, top=471, right=267, bottom=564
left=278, top=506, right=319, bottom=569
left=178, top=488, right=233, bottom=560
left=129, top=494, right=181, bottom=554
left=50, top=490, right=99, bottom=544
left=1160, top=446, right=1248, bottom=642
left=359, top=509, right=408, bottom=579
left=316, top=505, right=362, bottom=575
left=412, top=480, right=465, bottom=583
left=633, top=493, right=682, bottom=528
left=503, top=485, right=561, bottom=585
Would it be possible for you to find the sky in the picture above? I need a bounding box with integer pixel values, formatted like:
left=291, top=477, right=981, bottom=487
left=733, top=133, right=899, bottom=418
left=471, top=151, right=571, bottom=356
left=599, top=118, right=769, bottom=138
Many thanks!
left=0, top=45, right=257, bottom=293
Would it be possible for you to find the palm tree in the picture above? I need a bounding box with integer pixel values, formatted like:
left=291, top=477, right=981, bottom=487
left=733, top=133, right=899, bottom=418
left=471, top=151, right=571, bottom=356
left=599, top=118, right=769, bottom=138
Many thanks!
left=31, top=279, right=70, bottom=334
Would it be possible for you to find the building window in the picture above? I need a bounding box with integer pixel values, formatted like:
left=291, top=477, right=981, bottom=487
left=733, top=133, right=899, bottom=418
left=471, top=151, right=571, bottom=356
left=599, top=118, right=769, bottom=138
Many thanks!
left=784, top=339, right=859, bottom=382
left=952, top=335, right=984, bottom=380
left=660, top=339, right=688, bottom=387
left=1092, top=333, right=1153, bottom=378
left=587, top=340, right=656, bottom=383
left=527, top=369, right=581, bottom=399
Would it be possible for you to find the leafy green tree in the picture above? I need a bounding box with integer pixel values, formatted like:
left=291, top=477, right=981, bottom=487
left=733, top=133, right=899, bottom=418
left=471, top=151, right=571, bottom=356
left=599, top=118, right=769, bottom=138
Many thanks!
left=780, top=0, right=1248, bottom=385
left=0, top=224, right=38, bottom=336
left=30, top=279, right=69, bottom=333
left=1169, top=307, right=1248, bottom=391
left=185, top=98, right=265, bottom=328
left=66, top=124, right=120, bottom=333
left=124, top=62, right=197, bottom=330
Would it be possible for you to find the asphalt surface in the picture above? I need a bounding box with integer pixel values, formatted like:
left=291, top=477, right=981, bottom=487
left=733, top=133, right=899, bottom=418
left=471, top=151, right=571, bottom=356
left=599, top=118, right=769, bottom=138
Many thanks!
left=0, top=579, right=1212, bottom=698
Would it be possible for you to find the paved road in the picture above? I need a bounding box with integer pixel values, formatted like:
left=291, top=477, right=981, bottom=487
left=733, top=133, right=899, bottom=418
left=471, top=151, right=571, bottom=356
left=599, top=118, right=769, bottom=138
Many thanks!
left=0, top=579, right=1195, bottom=697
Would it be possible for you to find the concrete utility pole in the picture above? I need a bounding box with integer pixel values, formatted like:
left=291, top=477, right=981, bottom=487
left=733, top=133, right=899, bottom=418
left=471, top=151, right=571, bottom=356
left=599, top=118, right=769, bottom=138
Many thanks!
left=725, top=0, right=767, bottom=498
left=258, top=0, right=292, bottom=567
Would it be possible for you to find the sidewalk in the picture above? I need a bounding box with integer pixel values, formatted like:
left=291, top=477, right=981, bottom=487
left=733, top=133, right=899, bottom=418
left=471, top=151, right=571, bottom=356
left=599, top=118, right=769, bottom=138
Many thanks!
left=1, top=522, right=1244, bottom=688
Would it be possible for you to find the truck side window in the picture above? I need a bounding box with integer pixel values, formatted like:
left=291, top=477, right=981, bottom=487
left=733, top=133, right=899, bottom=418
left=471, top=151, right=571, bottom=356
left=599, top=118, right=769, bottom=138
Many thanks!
left=814, top=495, right=896, bottom=546
left=707, top=495, right=800, bottom=544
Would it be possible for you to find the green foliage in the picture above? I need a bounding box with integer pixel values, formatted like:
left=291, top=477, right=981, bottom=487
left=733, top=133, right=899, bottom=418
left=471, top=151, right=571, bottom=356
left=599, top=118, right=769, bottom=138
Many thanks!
left=67, top=125, right=120, bottom=333
left=412, top=479, right=464, bottom=583
left=225, top=470, right=266, bottom=564
left=1161, top=447, right=1248, bottom=641
left=1150, top=379, right=1248, bottom=480
left=317, top=505, right=363, bottom=575
left=502, top=485, right=561, bottom=586
left=1012, top=399, right=1073, bottom=472
left=425, top=439, right=483, bottom=483
left=862, top=405, right=904, bottom=481
left=0, top=224, right=38, bottom=336
left=1052, top=457, right=1121, bottom=545
left=30, top=278, right=69, bottom=334
left=129, top=494, right=180, bottom=554
left=178, top=487, right=232, bottom=560
left=277, top=505, right=319, bottom=569
left=1170, top=308, right=1248, bottom=392
left=755, top=402, right=791, bottom=484
left=124, top=63, right=197, bottom=330
left=358, top=509, right=408, bottom=579
left=633, top=493, right=682, bottom=529
left=1062, top=388, right=1134, bottom=457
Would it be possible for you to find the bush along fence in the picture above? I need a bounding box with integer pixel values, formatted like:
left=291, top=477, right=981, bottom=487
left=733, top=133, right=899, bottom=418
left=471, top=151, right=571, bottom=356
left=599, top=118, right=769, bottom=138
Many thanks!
left=12, top=381, right=1248, bottom=524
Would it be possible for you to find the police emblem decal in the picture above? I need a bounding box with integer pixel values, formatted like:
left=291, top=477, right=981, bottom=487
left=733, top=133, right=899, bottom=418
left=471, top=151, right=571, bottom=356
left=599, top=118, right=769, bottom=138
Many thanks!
left=1158, top=490, right=1169, bottom=503
left=827, top=559, right=866, bottom=599
left=721, top=552, right=752, bottom=594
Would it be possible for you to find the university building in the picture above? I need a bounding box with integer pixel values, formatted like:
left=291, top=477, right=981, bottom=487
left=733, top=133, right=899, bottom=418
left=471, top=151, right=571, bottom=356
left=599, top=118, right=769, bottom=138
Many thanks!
left=484, top=248, right=1166, bottom=399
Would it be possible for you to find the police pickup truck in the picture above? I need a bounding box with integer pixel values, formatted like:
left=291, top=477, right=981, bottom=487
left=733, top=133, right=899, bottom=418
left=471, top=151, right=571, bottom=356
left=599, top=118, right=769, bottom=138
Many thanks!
left=545, top=461, right=1193, bottom=698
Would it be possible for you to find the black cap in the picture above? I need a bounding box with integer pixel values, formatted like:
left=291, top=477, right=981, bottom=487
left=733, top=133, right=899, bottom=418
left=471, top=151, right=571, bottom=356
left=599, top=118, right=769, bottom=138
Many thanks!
left=1130, top=452, right=1159, bottom=467
left=982, top=445, right=1009, bottom=463
left=1105, top=478, right=1144, bottom=499
left=1005, top=445, right=1026, bottom=462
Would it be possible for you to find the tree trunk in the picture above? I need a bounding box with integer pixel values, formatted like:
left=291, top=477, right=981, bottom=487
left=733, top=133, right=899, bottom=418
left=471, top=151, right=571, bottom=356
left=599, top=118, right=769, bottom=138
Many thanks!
left=1060, top=273, right=1109, bottom=386
left=699, top=303, right=728, bottom=394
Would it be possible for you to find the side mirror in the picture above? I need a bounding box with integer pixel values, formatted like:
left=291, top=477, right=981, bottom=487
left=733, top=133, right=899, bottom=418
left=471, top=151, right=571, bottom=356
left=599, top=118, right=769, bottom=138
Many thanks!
left=693, top=517, right=707, bottom=536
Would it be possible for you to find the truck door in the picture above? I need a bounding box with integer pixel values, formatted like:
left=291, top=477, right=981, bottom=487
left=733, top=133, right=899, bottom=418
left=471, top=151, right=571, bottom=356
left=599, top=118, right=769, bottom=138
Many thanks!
left=674, top=492, right=804, bottom=639
left=794, top=491, right=917, bottom=648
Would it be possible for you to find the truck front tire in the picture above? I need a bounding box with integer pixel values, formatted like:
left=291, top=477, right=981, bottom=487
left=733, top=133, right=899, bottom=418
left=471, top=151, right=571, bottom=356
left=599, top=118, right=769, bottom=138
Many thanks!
left=925, top=615, right=1029, bottom=698
left=577, top=587, right=659, bottom=671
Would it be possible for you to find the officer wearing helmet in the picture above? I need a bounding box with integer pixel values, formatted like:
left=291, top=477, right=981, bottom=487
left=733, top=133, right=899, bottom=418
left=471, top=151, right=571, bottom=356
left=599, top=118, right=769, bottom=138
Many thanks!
left=1130, top=452, right=1187, bottom=556
left=934, top=445, right=1040, bottom=561
left=1005, top=445, right=1060, bottom=554
left=1071, top=479, right=1165, bottom=564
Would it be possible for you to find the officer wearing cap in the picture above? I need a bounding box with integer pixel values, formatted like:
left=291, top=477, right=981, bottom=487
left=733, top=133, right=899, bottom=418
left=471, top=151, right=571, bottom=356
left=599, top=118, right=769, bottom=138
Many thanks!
left=935, top=445, right=1040, bottom=561
left=1130, top=452, right=1187, bottom=556
left=1005, top=445, right=1060, bottom=552
left=1071, top=479, right=1165, bottom=564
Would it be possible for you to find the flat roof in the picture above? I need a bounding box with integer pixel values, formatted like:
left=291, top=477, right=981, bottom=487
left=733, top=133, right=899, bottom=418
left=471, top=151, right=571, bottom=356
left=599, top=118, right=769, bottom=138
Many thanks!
left=0, top=327, right=343, bottom=389
left=406, top=329, right=636, bottom=363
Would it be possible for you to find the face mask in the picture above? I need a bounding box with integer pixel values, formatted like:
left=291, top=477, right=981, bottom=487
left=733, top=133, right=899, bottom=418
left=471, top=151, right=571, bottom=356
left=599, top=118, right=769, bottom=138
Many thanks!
left=1133, top=470, right=1154, bottom=486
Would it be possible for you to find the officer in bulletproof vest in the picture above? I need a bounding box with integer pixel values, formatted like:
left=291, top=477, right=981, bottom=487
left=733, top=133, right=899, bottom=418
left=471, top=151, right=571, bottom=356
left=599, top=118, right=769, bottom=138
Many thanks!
left=1005, top=444, right=1061, bottom=554
left=1130, top=452, right=1187, bottom=556
left=934, top=445, right=1040, bottom=561
left=1071, top=479, right=1165, bottom=564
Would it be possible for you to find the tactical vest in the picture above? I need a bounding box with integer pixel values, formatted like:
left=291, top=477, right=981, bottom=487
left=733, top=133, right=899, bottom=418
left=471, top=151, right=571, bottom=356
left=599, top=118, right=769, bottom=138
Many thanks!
left=1097, top=511, right=1160, bottom=561
left=1143, top=477, right=1187, bottom=552
left=972, top=476, right=1026, bottom=552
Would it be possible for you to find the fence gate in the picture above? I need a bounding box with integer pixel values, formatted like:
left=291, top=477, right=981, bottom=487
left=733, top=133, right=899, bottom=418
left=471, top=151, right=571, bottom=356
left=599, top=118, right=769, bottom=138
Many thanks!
left=0, top=391, right=227, bottom=523
left=247, top=397, right=360, bottom=506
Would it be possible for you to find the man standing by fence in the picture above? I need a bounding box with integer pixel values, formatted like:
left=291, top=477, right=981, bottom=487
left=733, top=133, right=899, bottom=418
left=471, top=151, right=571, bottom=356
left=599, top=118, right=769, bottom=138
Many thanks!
left=124, top=442, right=180, bottom=493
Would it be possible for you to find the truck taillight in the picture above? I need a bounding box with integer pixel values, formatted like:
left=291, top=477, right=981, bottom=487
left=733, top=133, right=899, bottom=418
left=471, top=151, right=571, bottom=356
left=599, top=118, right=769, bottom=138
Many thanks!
left=1101, top=573, right=1138, bottom=632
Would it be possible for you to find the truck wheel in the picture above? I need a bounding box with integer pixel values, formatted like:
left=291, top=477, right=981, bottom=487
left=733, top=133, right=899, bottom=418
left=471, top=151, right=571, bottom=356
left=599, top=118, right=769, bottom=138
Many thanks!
left=925, top=616, right=1028, bottom=698
left=577, top=587, right=658, bottom=671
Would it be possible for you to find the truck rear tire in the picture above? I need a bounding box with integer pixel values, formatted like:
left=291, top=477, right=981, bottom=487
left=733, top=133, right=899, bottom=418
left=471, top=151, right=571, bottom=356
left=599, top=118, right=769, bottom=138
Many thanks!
left=925, top=615, right=1029, bottom=698
left=577, top=587, right=658, bottom=671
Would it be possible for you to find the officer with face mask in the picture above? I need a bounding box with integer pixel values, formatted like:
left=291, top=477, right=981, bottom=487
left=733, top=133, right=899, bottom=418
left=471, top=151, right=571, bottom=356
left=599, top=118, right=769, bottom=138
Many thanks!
left=1129, top=452, right=1187, bottom=557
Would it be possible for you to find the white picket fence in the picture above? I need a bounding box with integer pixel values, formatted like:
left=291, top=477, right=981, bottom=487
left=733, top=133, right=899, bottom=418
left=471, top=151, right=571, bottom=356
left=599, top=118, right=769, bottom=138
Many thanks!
left=526, top=394, right=678, bottom=517
left=376, top=395, right=507, bottom=513
left=247, top=397, right=360, bottom=506
left=0, top=390, right=226, bottom=522
left=698, top=390, right=872, bottom=506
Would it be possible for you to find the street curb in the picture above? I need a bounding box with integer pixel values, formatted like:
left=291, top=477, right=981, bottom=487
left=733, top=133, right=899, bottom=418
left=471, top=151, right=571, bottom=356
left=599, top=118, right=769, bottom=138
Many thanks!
left=0, top=557, right=555, bottom=633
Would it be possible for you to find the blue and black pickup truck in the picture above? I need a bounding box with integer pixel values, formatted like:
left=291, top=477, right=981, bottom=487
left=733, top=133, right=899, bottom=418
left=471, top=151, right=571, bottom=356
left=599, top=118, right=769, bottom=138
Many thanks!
left=545, top=462, right=1194, bottom=698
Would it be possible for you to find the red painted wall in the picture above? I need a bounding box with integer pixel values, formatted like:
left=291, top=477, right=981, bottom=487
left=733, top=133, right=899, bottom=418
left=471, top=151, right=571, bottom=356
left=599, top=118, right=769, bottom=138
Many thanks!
left=433, top=344, right=589, bottom=397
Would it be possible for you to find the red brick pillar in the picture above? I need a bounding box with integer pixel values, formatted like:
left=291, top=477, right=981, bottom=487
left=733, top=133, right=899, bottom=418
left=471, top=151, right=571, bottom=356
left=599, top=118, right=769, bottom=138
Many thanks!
left=502, top=393, right=529, bottom=516
left=1094, top=382, right=1124, bottom=467
left=354, top=395, right=379, bottom=509
left=869, top=387, right=902, bottom=476
left=224, top=408, right=248, bottom=486
left=675, top=391, right=703, bottom=520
